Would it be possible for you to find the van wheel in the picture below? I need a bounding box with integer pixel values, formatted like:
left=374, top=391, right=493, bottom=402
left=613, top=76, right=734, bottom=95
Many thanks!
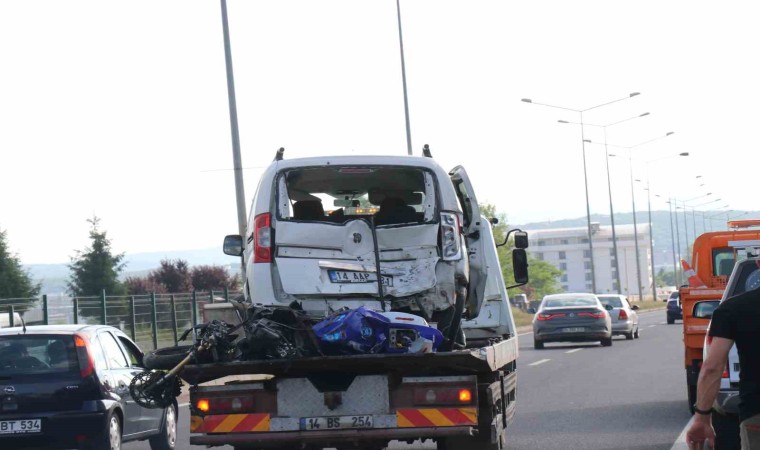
left=149, top=403, right=177, bottom=450
left=600, top=337, right=613, bottom=347
left=667, top=317, right=675, bottom=325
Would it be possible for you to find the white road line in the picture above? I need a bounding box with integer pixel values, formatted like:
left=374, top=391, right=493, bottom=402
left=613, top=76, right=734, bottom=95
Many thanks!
left=649, top=325, right=657, bottom=328
left=179, top=402, right=189, bottom=408
left=669, top=416, right=695, bottom=450
left=518, top=331, right=532, bottom=337
left=660, top=322, right=668, bottom=325
left=565, top=348, right=583, bottom=354
left=528, top=358, right=551, bottom=367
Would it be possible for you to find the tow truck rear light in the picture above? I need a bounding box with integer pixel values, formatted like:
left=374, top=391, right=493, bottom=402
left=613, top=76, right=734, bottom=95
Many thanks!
left=440, top=212, right=462, bottom=261
left=536, top=313, right=566, bottom=321
left=196, top=399, right=210, bottom=413
left=74, top=334, right=95, bottom=379
left=413, top=387, right=475, bottom=405
left=195, top=396, right=256, bottom=414
left=618, top=309, right=628, bottom=320
left=253, top=213, right=272, bottom=263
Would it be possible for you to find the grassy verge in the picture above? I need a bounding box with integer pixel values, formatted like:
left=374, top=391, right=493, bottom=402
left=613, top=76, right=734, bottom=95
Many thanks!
left=631, top=300, right=667, bottom=311
left=511, top=307, right=534, bottom=327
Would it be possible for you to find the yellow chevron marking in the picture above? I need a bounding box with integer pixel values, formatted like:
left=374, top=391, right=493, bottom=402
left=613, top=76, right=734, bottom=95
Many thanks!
left=419, top=409, right=454, bottom=426
left=213, top=414, right=246, bottom=433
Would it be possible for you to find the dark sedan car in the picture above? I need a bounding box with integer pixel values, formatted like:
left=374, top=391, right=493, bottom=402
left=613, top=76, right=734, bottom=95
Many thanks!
left=666, top=291, right=683, bottom=324
left=532, top=293, right=613, bottom=349
left=0, top=325, right=176, bottom=450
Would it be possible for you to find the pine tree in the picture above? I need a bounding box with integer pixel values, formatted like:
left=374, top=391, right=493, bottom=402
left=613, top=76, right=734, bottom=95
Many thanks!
left=0, top=228, right=41, bottom=312
left=67, top=217, right=127, bottom=320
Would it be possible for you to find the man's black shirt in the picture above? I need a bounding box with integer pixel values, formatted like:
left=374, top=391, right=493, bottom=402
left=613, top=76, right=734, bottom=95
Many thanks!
left=709, top=288, right=760, bottom=421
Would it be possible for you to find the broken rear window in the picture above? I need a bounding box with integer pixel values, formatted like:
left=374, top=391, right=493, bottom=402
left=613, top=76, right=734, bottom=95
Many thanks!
left=277, top=166, right=436, bottom=226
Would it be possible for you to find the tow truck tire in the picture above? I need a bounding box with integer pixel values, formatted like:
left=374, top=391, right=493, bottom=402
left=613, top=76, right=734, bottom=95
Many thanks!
left=437, top=435, right=499, bottom=450
left=687, top=384, right=697, bottom=415
left=144, top=346, right=194, bottom=370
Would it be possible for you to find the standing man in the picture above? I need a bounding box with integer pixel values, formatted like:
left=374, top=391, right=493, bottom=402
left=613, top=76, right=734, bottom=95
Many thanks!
left=686, top=288, right=760, bottom=449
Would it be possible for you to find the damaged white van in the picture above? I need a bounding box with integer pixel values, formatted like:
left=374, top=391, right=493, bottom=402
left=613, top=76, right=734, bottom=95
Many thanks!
left=223, top=151, right=528, bottom=350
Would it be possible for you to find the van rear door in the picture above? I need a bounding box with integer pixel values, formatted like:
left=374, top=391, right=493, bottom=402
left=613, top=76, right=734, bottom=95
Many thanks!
left=449, top=166, right=488, bottom=319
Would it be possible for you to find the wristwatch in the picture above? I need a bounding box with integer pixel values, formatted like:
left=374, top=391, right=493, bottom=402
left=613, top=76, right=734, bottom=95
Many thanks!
left=693, top=404, right=712, bottom=415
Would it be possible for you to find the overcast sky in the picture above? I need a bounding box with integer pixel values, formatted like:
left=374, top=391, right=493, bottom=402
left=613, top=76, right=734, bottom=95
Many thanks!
left=1, top=1, right=757, bottom=264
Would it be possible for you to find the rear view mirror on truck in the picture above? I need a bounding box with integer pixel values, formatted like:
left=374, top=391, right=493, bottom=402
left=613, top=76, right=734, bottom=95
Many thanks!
left=692, top=300, right=720, bottom=320
left=512, top=249, right=529, bottom=285
left=223, top=235, right=244, bottom=256
left=514, top=231, right=529, bottom=249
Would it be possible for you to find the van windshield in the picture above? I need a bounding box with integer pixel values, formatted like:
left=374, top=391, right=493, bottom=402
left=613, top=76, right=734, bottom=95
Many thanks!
left=277, top=166, right=436, bottom=226
left=0, top=335, right=79, bottom=376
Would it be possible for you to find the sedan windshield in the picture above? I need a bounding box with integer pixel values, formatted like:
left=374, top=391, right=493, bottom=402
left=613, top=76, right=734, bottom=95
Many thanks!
left=597, top=296, right=624, bottom=308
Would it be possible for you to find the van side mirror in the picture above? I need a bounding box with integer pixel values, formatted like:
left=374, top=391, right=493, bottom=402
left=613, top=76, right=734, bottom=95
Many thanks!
left=514, top=231, right=529, bottom=249
left=223, top=235, right=244, bottom=256
left=631, top=304, right=640, bottom=311
left=511, top=249, right=529, bottom=285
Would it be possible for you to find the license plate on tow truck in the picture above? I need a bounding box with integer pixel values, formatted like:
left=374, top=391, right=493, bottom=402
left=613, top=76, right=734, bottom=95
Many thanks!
left=300, top=415, right=373, bottom=430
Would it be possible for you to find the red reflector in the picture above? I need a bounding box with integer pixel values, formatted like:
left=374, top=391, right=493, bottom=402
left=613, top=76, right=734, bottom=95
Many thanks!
left=75, top=435, right=87, bottom=443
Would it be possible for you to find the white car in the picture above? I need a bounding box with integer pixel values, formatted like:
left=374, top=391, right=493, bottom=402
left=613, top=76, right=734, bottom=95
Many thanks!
left=221, top=151, right=529, bottom=349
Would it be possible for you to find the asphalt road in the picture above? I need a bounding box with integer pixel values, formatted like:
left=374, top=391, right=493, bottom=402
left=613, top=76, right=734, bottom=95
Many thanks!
left=126, top=309, right=691, bottom=450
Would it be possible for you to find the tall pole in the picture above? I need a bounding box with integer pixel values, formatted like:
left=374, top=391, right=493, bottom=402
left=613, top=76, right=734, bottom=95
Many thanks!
left=628, top=149, right=643, bottom=301
left=682, top=202, right=690, bottom=263
left=603, top=128, right=621, bottom=293
left=646, top=176, right=656, bottom=300
left=220, top=0, right=247, bottom=242
left=668, top=198, right=679, bottom=286
left=692, top=208, right=698, bottom=239
left=396, top=0, right=413, bottom=155
left=580, top=111, right=597, bottom=293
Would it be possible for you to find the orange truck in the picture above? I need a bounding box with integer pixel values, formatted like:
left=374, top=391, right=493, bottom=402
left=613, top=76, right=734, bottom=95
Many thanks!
left=680, top=220, right=760, bottom=414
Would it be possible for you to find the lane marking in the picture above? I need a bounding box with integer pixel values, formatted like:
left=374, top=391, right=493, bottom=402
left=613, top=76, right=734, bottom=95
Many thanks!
left=649, top=325, right=657, bottom=328
left=669, top=416, right=694, bottom=450
left=565, top=348, right=583, bottom=354
left=518, top=331, right=532, bottom=337
left=180, top=402, right=189, bottom=408
left=528, top=359, right=550, bottom=367
left=660, top=322, right=668, bottom=325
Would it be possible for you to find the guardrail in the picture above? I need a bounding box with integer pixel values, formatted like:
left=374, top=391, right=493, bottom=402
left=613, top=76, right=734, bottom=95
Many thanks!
left=0, top=289, right=243, bottom=351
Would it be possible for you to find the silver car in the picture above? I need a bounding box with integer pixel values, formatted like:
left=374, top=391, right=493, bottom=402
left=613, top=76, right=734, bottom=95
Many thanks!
left=597, top=294, right=640, bottom=340
left=531, top=293, right=613, bottom=349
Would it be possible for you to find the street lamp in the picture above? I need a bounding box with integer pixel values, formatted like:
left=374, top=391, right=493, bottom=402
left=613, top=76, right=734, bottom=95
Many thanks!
left=396, top=0, right=412, bottom=155
left=635, top=152, right=689, bottom=300
left=522, top=92, right=641, bottom=293
left=660, top=196, right=681, bottom=285
left=599, top=131, right=675, bottom=301
left=560, top=112, right=650, bottom=294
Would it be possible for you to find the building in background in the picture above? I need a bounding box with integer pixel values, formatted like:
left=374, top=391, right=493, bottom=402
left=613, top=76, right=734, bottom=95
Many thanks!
left=526, top=223, right=652, bottom=299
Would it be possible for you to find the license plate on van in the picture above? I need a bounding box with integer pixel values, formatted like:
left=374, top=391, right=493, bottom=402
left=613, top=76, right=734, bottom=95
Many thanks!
left=0, top=419, right=41, bottom=434
left=328, top=270, right=393, bottom=287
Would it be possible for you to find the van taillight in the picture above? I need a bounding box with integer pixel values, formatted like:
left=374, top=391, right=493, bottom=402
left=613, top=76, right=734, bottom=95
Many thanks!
left=253, top=213, right=272, bottom=263
left=440, top=212, right=462, bottom=261
left=74, top=335, right=95, bottom=378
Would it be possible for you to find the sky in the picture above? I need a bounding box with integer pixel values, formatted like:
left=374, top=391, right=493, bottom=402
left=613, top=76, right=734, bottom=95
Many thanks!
left=1, top=0, right=758, bottom=264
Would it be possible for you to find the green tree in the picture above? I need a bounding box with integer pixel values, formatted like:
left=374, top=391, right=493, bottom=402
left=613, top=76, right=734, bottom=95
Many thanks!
left=0, top=229, right=41, bottom=313
left=479, top=204, right=562, bottom=301
left=656, top=267, right=680, bottom=287
left=68, top=217, right=127, bottom=320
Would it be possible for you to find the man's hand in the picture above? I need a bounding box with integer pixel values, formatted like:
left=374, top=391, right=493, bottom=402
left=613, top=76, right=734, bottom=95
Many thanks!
left=686, top=415, right=715, bottom=450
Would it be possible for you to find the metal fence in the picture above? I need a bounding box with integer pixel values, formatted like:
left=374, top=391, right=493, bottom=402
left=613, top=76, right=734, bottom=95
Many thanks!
left=0, top=290, right=243, bottom=351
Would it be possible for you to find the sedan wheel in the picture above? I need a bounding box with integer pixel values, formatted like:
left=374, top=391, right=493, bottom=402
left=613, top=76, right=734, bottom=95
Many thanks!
left=534, top=339, right=544, bottom=350
left=150, top=403, right=177, bottom=450
left=634, top=326, right=640, bottom=339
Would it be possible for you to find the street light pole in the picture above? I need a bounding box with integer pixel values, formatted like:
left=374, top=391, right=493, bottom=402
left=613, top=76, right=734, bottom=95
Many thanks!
left=523, top=92, right=640, bottom=293
left=395, top=0, right=413, bottom=155
left=627, top=149, right=644, bottom=300
left=673, top=199, right=682, bottom=285
left=220, top=0, right=247, bottom=276
left=664, top=197, right=680, bottom=285
left=561, top=112, right=649, bottom=294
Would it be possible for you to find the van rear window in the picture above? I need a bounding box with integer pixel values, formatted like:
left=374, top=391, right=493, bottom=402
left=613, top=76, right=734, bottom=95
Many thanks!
left=0, top=335, right=79, bottom=375
left=277, top=166, right=436, bottom=226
